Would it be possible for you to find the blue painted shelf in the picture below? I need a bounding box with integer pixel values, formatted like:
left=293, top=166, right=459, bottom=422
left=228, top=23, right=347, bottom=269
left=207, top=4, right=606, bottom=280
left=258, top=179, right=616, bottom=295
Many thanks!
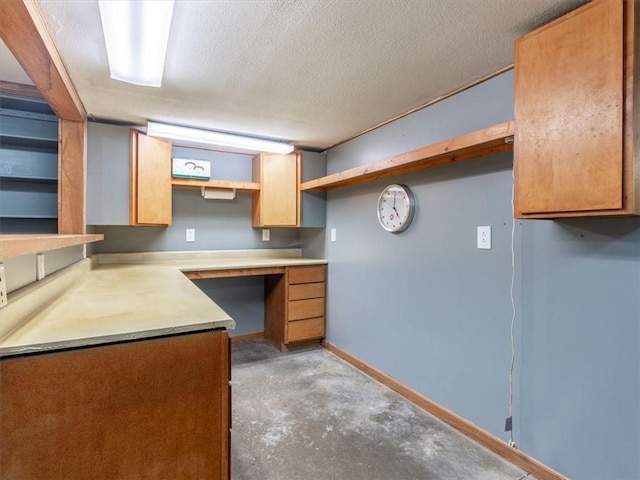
left=0, top=93, right=58, bottom=233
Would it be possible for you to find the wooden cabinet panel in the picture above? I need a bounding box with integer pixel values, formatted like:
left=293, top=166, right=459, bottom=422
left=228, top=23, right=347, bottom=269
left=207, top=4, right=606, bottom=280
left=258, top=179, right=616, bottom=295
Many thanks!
left=288, top=265, right=326, bottom=284
left=252, top=152, right=300, bottom=227
left=0, top=331, right=230, bottom=479
left=130, top=130, right=172, bottom=226
left=287, top=317, right=324, bottom=343
left=514, top=0, right=624, bottom=216
left=289, top=282, right=325, bottom=301
left=288, top=297, right=325, bottom=321
left=264, top=273, right=287, bottom=348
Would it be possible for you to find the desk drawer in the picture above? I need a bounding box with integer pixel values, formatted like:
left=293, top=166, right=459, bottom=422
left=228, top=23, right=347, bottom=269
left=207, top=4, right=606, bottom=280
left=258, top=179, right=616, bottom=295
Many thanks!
left=288, top=265, right=325, bottom=284
left=288, top=298, right=325, bottom=321
left=289, top=282, right=325, bottom=301
left=287, top=317, right=324, bottom=342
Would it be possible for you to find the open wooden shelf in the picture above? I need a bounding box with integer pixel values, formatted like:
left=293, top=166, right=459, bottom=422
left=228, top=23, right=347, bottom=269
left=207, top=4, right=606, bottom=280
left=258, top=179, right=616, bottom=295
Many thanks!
left=301, top=121, right=515, bottom=191
left=171, top=178, right=260, bottom=192
left=0, top=234, right=104, bottom=260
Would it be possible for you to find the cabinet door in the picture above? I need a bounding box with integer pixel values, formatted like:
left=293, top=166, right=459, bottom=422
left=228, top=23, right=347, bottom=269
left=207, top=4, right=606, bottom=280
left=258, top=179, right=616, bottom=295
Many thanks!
left=0, top=331, right=230, bottom=479
left=514, top=0, right=624, bottom=216
left=253, top=152, right=300, bottom=227
left=130, top=131, right=172, bottom=226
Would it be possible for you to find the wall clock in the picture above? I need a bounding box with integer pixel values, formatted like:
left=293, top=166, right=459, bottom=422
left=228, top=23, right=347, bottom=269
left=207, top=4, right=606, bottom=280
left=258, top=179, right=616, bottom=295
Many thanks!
left=376, top=184, right=415, bottom=233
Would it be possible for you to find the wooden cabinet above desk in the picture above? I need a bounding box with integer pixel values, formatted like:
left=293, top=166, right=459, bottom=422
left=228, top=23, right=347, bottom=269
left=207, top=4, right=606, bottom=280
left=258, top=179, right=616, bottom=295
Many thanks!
left=87, top=124, right=172, bottom=226
left=252, top=152, right=301, bottom=227
left=514, top=0, right=639, bottom=218
left=130, top=130, right=173, bottom=226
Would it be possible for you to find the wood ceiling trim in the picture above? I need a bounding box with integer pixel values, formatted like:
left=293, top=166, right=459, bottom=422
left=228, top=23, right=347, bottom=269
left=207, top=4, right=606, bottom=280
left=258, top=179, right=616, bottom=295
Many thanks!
left=0, top=0, right=85, bottom=121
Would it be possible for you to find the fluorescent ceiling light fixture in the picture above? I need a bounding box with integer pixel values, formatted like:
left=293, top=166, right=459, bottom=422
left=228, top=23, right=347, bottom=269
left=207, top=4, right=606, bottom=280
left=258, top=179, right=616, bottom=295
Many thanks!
left=147, top=122, right=295, bottom=154
left=99, top=0, right=174, bottom=87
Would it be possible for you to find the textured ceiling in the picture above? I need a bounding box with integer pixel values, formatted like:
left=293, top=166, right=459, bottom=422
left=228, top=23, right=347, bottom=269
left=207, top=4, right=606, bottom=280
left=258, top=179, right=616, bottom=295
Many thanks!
left=4, top=0, right=586, bottom=150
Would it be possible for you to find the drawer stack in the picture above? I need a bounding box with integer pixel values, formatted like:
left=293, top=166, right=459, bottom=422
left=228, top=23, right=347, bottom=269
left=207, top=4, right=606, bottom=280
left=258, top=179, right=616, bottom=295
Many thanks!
left=264, top=264, right=327, bottom=351
left=286, top=266, right=326, bottom=343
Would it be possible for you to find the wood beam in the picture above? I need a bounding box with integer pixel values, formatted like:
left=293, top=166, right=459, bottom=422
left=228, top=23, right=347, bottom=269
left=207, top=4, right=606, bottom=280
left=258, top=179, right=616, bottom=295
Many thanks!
left=302, top=121, right=515, bottom=191
left=58, top=119, right=87, bottom=234
left=0, top=0, right=85, bottom=121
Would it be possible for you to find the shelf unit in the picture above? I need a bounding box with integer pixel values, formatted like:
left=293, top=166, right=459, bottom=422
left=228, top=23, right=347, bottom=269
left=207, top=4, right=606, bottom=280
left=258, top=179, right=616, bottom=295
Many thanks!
left=301, top=121, right=514, bottom=191
left=0, top=94, right=58, bottom=233
left=171, top=178, right=260, bottom=192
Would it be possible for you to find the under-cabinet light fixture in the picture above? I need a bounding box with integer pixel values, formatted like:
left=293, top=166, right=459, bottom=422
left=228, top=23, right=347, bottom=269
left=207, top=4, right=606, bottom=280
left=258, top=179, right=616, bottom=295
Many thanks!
left=147, top=121, right=295, bottom=154
left=98, top=0, right=174, bottom=87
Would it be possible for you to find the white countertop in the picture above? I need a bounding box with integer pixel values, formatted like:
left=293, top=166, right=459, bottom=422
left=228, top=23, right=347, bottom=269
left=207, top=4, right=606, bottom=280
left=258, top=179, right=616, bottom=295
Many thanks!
left=0, top=249, right=326, bottom=356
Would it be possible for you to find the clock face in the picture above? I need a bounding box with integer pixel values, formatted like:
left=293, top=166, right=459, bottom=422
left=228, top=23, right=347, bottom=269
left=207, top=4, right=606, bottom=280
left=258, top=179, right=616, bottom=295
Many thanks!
left=377, top=184, right=415, bottom=233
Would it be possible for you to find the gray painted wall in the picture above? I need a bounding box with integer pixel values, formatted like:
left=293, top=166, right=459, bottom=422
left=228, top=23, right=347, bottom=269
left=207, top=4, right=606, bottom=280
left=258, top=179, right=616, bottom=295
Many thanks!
left=87, top=122, right=130, bottom=225
left=193, top=277, right=265, bottom=337
left=92, top=188, right=300, bottom=253
left=321, top=70, right=640, bottom=479
left=301, top=151, right=327, bottom=228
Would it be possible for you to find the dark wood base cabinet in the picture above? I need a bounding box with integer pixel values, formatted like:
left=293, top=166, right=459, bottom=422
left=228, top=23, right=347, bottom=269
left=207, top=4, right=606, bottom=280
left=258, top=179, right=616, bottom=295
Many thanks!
left=0, top=330, right=230, bottom=480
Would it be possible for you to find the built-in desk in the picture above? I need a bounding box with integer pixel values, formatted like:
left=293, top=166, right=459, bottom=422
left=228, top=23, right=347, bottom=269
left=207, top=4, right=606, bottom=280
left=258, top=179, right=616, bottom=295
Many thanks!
left=0, top=249, right=327, bottom=479
left=0, top=248, right=327, bottom=356
left=185, top=263, right=327, bottom=352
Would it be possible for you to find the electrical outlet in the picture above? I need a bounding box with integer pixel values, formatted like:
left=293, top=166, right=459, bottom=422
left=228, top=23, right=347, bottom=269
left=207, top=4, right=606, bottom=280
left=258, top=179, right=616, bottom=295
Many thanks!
left=37, top=253, right=45, bottom=280
left=477, top=226, right=491, bottom=249
left=186, top=228, right=196, bottom=243
left=0, top=263, right=7, bottom=308
left=262, top=229, right=270, bottom=241
left=505, top=416, right=512, bottom=432
left=330, top=228, right=337, bottom=242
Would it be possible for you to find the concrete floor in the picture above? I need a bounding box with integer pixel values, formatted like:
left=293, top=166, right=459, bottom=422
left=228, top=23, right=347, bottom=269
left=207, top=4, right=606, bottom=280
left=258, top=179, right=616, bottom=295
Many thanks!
left=231, top=339, right=532, bottom=480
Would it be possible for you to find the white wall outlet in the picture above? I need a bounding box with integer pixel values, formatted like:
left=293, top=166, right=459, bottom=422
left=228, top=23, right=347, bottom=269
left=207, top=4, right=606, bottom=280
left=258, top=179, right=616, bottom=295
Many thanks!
left=330, top=228, right=337, bottom=242
left=37, top=253, right=46, bottom=280
left=477, top=226, right=491, bottom=249
left=262, top=229, right=270, bottom=241
left=186, top=228, right=196, bottom=243
left=0, top=263, right=6, bottom=308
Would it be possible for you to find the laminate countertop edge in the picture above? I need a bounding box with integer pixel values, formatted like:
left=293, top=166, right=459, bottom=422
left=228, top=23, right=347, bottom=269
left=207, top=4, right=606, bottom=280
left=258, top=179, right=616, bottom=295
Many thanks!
left=0, top=252, right=327, bottom=357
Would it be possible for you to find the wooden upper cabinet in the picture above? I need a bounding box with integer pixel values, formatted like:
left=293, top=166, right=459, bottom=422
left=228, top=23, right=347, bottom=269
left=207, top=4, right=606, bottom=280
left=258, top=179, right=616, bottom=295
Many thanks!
left=130, top=130, right=173, bottom=226
left=252, top=152, right=301, bottom=227
left=514, top=0, right=639, bottom=218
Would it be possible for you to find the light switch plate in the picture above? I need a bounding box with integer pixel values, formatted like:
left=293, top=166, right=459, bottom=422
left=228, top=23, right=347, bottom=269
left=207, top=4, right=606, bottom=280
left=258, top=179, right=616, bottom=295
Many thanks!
left=477, top=226, right=491, bottom=249
left=331, top=228, right=337, bottom=242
